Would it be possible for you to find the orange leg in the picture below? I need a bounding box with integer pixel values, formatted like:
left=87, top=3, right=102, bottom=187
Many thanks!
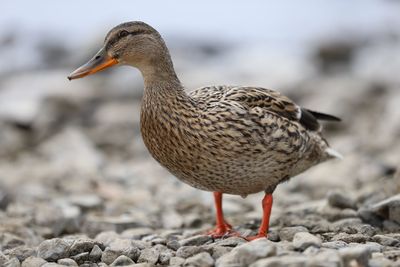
left=247, top=193, right=273, bottom=240
left=207, top=192, right=240, bottom=238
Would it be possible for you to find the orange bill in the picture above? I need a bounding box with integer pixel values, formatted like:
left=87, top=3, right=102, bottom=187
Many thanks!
left=68, top=48, right=118, bottom=80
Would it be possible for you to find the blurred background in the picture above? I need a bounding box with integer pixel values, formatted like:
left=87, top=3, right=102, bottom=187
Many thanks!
left=1, top=0, right=400, bottom=254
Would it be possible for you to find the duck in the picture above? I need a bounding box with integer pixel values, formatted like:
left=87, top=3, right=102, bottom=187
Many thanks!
left=68, top=21, right=341, bottom=240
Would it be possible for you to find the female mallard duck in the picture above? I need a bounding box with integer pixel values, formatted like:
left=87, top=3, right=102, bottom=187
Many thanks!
left=68, top=21, right=341, bottom=240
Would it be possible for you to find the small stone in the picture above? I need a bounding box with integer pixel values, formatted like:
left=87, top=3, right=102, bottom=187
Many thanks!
left=278, top=226, right=308, bottom=241
left=216, top=239, right=276, bottom=267
left=214, top=236, right=246, bottom=247
left=21, top=256, right=47, bottom=267
left=4, top=257, right=20, bottom=267
left=89, top=244, right=103, bottom=262
left=322, top=241, right=348, bottom=249
left=184, top=252, right=214, bottom=267
left=151, top=237, right=167, bottom=245
left=3, top=246, right=35, bottom=262
left=94, top=231, right=120, bottom=246
left=69, top=238, right=103, bottom=256
left=249, top=255, right=308, bottom=267
left=0, top=251, right=9, bottom=266
left=110, top=255, right=135, bottom=266
left=159, top=249, right=175, bottom=265
left=372, top=234, right=400, bottom=246
left=57, top=258, right=78, bottom=266
left=332, top=233, right=368, bottom=243
left=176, top=246, right=205, bottom=259
left=179, top=235, right=211, bottom=246
left=37, top=238, right=70, bottom=261
left=121, top=227, right=153, bottom=240
left=293, top=232, right=322, bottom=251
left=167, top=240, right=181, bottom=251
left=70, top=252, right=89, bottom=265
left=170, top=256, right=185, bottom=266
left=101, top=239, right=141, bottom=264
left=210, top=246, right=232, bottom=259
left=327, top=190, right=356, bottom=209
left=339, top=246, right=371, bottom=267
left=137, top=248, right=160, bottom=264
left=0, top=233, right=25, bottom=250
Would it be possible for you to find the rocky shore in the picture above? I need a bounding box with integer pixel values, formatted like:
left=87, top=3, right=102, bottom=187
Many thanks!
left=1, top=29, right=400, bottom=266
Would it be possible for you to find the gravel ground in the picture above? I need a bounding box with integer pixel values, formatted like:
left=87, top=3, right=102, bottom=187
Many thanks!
left=1, top=31, right=400, bottom=267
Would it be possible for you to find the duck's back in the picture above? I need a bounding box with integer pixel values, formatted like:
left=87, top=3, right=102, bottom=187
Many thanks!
left=141, top=85, right=340, bottom=196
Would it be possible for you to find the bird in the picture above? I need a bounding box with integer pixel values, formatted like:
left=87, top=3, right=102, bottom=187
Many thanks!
left=68, top=21, right=341, bottom=240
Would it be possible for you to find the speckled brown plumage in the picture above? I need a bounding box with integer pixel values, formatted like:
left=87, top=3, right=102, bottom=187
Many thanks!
left=68, top=21, right=341, bottom=238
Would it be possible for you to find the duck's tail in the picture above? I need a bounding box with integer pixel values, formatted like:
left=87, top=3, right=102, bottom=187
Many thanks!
left=325, top=147, right=343, bottom=160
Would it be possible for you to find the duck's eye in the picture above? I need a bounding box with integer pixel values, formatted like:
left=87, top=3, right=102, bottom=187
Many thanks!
left=118, top=30, right=129, bottom=38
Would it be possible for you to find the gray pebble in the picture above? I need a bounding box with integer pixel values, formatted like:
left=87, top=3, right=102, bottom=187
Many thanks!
left=216, top=239, right=276, bottom=267
left=278, top=226, right=308, bottom=241
left=137, top=247, right=160, bottom=264
left=37, top=238, right=70, bottom=261
left=327, top=190, right=356, bottom=209
left=184, top=252, right=214, bottom=267
left=89, top=244, right=103, bottom=262
left=322, top=241, right=348, bottom=249
left=167, top=240, right=181, bottom=251
left=21, top=256, right=48, bottom=267
left=3, top=246, right=35, bottom=262
left=179, top=235, right=211, bottom=246
left=69, top=238, right=103, bottom=256
left=121, top=228, right=153, bottom=240
left=57, top=258, right=78, bottom=266
left=249, top=255, right=308, bottom=267
left=4, top=257, right=21, bottom=267
left=332, top=233, right=368, bottom=243
left=339, top=246, right=371, bottom=267
left=110, top=255, right=135, bottom=266
left=293, top=232, right=322, bottom=251
left=94, top=231, right=120, bottom=247
left=176, top=246, right=205, bottom=259
left=210, top=246, right=232, bottom=259
left=159, top=249, right=175, bottom=265
left=0, top=233, right=25, bottom=250
left=70, top=252, right=89, bottom=265
left=214, top=236, right=246, bottom=247
left=101, top=239, right=140, bottom=264
left=372, top=234, right=400, bottom=246
left=170, top=256, right=185, bottom=266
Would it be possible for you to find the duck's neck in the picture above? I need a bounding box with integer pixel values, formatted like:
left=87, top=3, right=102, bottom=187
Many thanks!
left=139, top=52, right=185, bottom=98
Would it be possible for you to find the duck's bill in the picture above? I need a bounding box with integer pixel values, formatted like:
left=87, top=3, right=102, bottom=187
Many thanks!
left=68, top=48, right=118, bottom=80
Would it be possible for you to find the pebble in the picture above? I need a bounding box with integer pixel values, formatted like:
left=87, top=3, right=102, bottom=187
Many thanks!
left=339, top=246, right=371, bottom=267
left=216, top=238, right=276, bottom=267
left=110, top=255, right=135, bottom=266
left=4, top=257, right=21, bottom=267
left=137, top=248, right=160, bottom=265
left=170, top=256, right=185, bottom=266
left=322, top=241, right=348, bottom=249
left=372, top=234, right=400, bottom=247
left=184, top=252, right=214, bottom=267
left=70, top=252, right=89, bottom=264
left=327, top=190, right=356, bottom=209
left=69, top=238, right=103, bottom=256
left=57, top=258, right=78, bottom=266
left=176, top=246, right=205, bottom=259
left=21, top=256, right=48, bottom=267
left=167, top=240, right=181, bottom=251
left=159, top=249, right=175, bottom=265
left=37, top=238, right=70, bottom=261
left=3, top=246, right=35, bottom=262
left=292, top=232, right=322, bottom=251
left=278, top=226, right=308, bottom=241
left=179, top=235, right=212, bottom=246
left=101, top=239, right=140, bottom=264
left=89, top=244, right=103, bottom=262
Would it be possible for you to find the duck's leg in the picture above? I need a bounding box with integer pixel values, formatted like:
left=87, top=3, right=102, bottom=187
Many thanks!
left=207, top=192, right=235, bottom=237
left=246, top=193, right=273, bottom=240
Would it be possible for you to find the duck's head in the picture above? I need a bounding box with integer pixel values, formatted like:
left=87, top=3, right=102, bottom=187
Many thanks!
left=68, top=21, right=171, bottom=80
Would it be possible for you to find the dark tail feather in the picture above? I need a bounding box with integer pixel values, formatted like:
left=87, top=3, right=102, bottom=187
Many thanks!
left=306, top=109, right=341, bottom=122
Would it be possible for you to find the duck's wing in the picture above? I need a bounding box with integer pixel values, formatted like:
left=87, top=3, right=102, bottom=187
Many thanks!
left=190, top=86, right=340, bottom=131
